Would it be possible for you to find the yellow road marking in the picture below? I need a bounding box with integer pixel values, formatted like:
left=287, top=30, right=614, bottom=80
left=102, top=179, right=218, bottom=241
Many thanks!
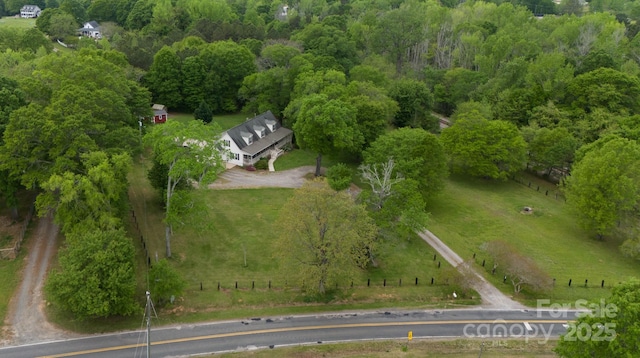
left=38, top=319, right=568, bottom=357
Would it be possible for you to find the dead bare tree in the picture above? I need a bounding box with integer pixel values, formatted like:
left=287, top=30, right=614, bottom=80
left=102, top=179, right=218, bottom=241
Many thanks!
left=359, top=158, right=404, bottom=210
left=485, top=240, right=552, bottom=294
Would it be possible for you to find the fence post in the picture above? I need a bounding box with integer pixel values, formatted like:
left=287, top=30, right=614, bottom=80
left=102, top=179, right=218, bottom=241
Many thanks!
left=218, top=282, right=220, bottom=290
left=569, top=279, right=572, bottom=287
left=601, top=280, right=604, bottom=288
left=269, top=280, right=271, bottom=289
left=415, top=277, right=418, bottom=285
left=399, top=278, right=402, bottom=286
left=367, top=278, right=370, bottom=287
left=383, top=279, right=386, bottom=287
left=431, top=277, right=434, bottom=285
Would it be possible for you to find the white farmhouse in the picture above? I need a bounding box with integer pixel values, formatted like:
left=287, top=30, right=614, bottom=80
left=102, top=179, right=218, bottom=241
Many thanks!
left=20, top=5, right=41, bottom=18
left=220, top=111, right=293, bottom=167
left=78, top=21, right=102, bottom=39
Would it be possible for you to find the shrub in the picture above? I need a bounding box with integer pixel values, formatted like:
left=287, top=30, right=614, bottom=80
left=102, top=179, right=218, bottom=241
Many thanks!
left=255, top=157, right=269, bottom=170
left=326, top=163, right=352, bottom=191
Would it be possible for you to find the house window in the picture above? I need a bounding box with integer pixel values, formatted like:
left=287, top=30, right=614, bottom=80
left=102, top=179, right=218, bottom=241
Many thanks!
left=233, top=153, right=239, bottom=160
left=247, top=136, right=253, bottom=144
left=223, top=139, right=230, bottom=147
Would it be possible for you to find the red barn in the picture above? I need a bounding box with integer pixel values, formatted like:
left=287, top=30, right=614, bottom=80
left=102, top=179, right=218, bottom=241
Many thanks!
left=152, top=104, right=167, bottom=124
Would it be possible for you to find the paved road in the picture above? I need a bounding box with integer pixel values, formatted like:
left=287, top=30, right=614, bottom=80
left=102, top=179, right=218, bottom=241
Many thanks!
left=0, top=309, right=575, bottom=358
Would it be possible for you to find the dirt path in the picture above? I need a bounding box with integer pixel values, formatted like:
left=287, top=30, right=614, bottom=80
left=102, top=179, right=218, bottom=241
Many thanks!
left=418, top=230, right=526, bottom=309
left=2, top=215, right=78, bottom=346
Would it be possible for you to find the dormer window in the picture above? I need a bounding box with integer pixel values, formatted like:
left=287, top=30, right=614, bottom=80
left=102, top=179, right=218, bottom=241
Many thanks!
left=241, top=131, right=253, bottom=145
left=253, top=125, right=266, bottom=138
left=265, top=119, right=277, bottom=132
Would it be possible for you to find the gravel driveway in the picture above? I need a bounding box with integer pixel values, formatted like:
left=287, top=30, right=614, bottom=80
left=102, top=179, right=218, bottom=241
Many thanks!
left=208, top=166, right=315, bottom=189
left=2, top=216, right=78, bottom=346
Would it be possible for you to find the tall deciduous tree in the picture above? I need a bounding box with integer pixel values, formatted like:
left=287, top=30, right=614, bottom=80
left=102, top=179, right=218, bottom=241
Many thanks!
left=199, top=40, right=256, bottom=112
left=373, top=1, right=430, bottom=74
left=144, top=120, right=224, bottom=258
left=275, top=180, right=377, bottom=294
left=145, top=46, right=183, bottom=109
left=180, top=55, right=206, bottom=111
left=555, top=279, right=640, bottom=357
left=1, top=49, right=150, bottom=190
left=440, top=112, right=527, bottom=180
left=563, top=137, right=640, bottom=239
left=526, top=126, right=578, bottom=176
left=36, top=151, right=131, bottom=233
left=293, top=94, right=363, bottom=177
left=45, top=227, right=137, bottom=319
left=363, top=127, right=448, bottom=202
left=566, top=68, right=640, bottom=115
left=388, top=79, right=437, bottom=131
left=48, top=11, right=77, bottom=40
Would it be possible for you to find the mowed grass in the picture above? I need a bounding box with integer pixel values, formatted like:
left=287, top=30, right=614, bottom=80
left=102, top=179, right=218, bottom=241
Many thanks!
left=0, top=17, right=35, bottom=29
left=168, top=112, right=248, bottom=131
left=427, top=173, right=640, bottom=304
left=0, top=251, right=23, bottom=338
left=214, top=339, right=557, bottom=357
left=124, top=153, right=471, bottom=327
left=164, top=188, right=465, bottom=318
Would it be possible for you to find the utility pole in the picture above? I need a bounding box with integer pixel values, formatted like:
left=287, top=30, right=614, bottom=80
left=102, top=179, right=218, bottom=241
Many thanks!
left=146, top=291, right=151, bottom=358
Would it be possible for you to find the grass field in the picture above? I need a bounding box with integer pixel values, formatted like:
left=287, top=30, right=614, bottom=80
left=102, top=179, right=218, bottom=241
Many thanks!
left=215, top=339, right=557, bottom=357
left=102, top=150, right=469, bottom=334
left=0, top=17, right=35, bottom=29
left=168, top=112, right=250, bottom=131
left=427, top=173, right=640, bottom=304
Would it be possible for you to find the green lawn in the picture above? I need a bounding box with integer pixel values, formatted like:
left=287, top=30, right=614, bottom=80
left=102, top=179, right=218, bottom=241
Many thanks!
left=0, top=17, right=35, bottom=29
left=168, top=112, right=248, bottom=131
left=0, top=251, right=23, bottom=338
left=427, top=173, right=640, bottom=304
left=86, top=153, right=468, bottom=333
left=214, top=339, right=557, bottom=357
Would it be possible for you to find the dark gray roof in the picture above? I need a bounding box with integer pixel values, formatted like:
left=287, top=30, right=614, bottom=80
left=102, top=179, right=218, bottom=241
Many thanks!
left=86, top=21, right=100, bottom=29
left=21, top=5, right=41, bottom=11
left=226, top=111, right=292, bottom=156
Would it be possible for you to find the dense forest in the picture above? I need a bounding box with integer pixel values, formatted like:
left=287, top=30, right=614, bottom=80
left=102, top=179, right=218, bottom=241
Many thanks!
left=2, top=0, right=640, bottom=319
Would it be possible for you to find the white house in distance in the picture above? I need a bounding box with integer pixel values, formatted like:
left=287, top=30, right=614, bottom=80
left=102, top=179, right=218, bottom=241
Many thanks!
left=78, top=21, right=102, bottom=39
left=220, top=111, right=293, bottom=167
left=20, top=5, right=41, bottom=18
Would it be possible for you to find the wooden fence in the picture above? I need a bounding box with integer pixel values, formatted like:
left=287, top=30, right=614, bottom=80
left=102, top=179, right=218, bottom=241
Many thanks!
left=0, top=204, right=35, bottom=260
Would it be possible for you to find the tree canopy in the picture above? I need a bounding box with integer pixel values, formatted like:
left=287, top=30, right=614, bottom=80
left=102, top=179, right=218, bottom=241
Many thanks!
left=275, top=180, right=377, bottom=294
left=563, top=136, right=640, bottom=238
left=441, top=112, right=527, bottom=180
left=363, top=127, right=448, bottom=202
